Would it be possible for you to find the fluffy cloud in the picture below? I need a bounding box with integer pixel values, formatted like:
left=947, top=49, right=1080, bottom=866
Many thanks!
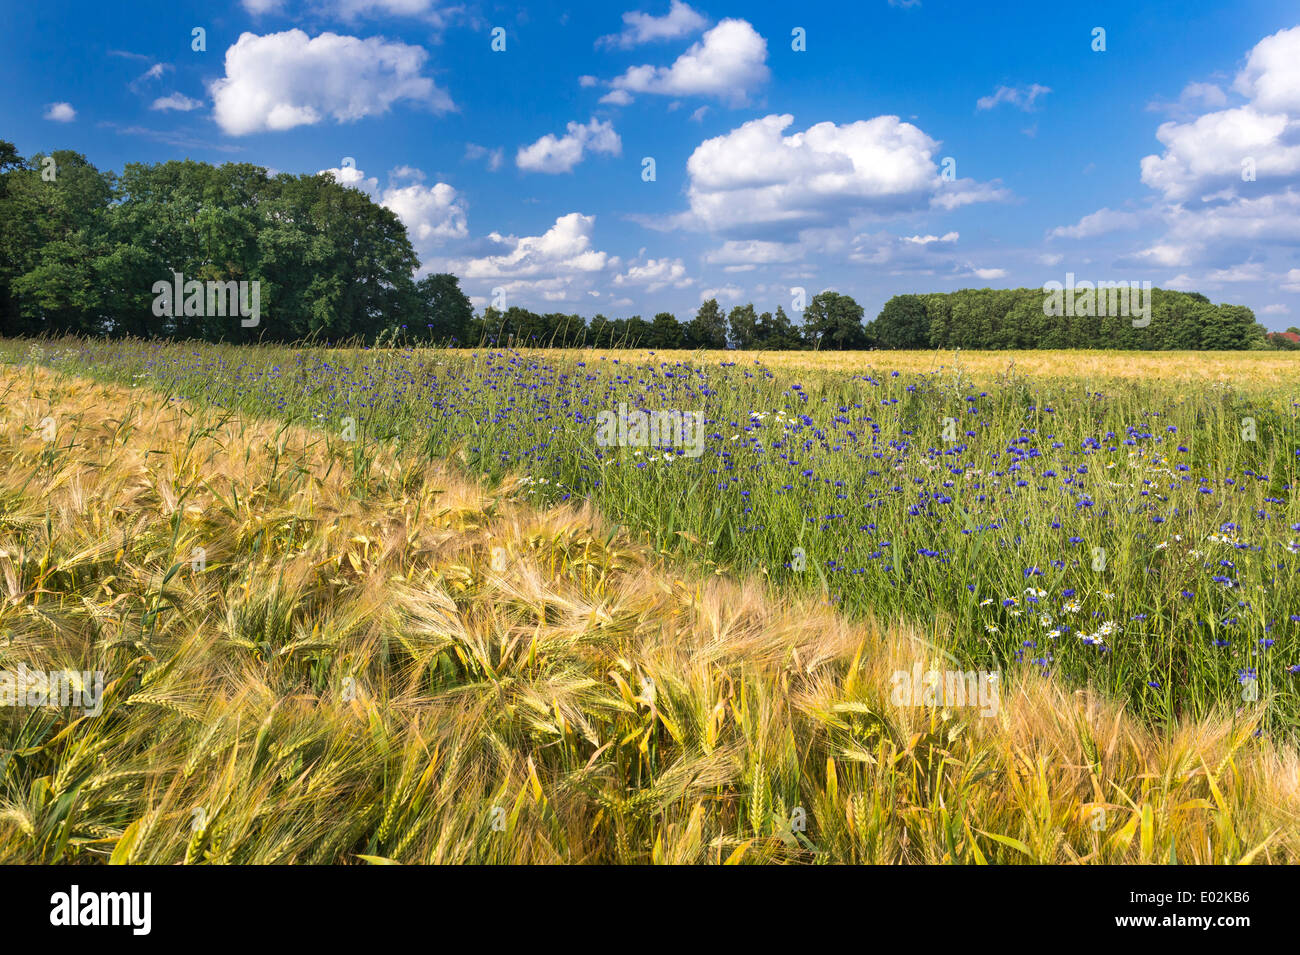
left=44, top=102, right=76, bottom=122
left=516, top=118, right=621, bottom=173
left=1132, top=25, right=1300, bottom=271
left=598, top=1, right=707, bottom=49
left=381, top=182, right=468, bottom=243
left=320, top=164, right=379, bottom=193
left=1138, top=27, right=1300, bottom=248
left=459, top=213, right=618, bottom=281
left=150, top=93, right=204, bottom=112
left=1048, top=207, right=1142, bottom=239
left=976, top=84, right=1051, bottom=111
left=319, top=163, right=468, bottom=248
left=1134, top=243, right=1197, bottom=268
left=1233, top=26, right=1300, bottom=113
left=930, top=179, right=1012, bottom=211
left=609, top=19, right=768, bottom=105
left=613, top=257, right=692, bottom=291
left=684, top=114, right=1000, bottom=234
left=1140, top=106, right=1300, bottom=202
left=212, top=30, right=452, bottom=136
left=700, top=284, right=744, bottom=302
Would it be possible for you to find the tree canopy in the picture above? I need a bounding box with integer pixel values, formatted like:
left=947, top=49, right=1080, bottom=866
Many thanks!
left=0, top=142, right=462, bottom=344
left=871, top=289, right=1268, bottom=351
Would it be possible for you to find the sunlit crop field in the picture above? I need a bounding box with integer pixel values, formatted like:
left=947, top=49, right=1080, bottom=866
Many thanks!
left=2, top=339, right=1299, bottom=864
left=569, top=348, right=1300, bottom=389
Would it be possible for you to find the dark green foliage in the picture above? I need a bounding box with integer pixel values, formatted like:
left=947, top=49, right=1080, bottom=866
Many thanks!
left=411, top=273, right=475, bottom=344
left=803, top=291, right=869, bottom=350
left=686, top=298, right=728, bottom=349
left=874, top=287, right=1266, bottom=351
left=727, top=302, right=758, bottom=349
left=0, top=143, right=426, bottom=344
left=869, top=293, right=929, bottom=349
left=753, top=305, right=804, bottom=350
left=647, top=311, right=684, bottom=349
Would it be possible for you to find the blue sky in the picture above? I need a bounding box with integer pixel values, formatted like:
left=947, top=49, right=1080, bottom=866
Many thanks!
left=4, top=0, right=1299, bottom=329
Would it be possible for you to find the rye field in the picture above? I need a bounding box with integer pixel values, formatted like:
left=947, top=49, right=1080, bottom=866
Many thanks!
left=1, top=338, right=1298, bottom=864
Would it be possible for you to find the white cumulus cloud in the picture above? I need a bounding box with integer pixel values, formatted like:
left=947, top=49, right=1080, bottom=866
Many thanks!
left=459, top=213, right=618, bottom=281
left=614, top=257, right=691, bottom=291
left=381, top=181, right=468, bottom=243
left=1233, top=25, right=1300, bottom=113
left=319, top=163, right=468, bottom=249
left=1134, top=25, right=1300, bottom=269
left=212, top=30, right=452, bottom=136
left=1140, top=106, right=1300, bottom=202
left=684, top=113, right=999, bottom=234
left=516, top=118, right=621, bottom=173
left=700, top=284, right=744, bottom=302
left=598, top=1, right=708, bottom=49
left=610, top=19, right=768, bottom=105
left=44, top=102, right=76, bottom=122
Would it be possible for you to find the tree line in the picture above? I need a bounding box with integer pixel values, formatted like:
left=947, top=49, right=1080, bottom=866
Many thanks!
left=0, top=142, right=1273, bottom=350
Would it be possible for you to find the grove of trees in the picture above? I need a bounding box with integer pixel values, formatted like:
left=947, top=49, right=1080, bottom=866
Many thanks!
left=0, top=141, right=472, bottom=343
left=875, top=290, right=1268, bottom=351
left=0, top=141, right=1274, bottom=351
